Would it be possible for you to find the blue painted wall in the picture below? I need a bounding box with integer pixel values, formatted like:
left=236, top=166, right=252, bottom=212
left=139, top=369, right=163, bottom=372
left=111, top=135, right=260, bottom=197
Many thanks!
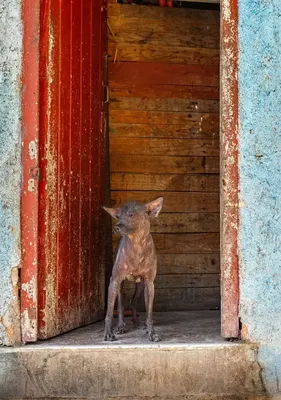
left=0, top=0, right=22, bottom=345
left=238, top=0, right=281, bottom=393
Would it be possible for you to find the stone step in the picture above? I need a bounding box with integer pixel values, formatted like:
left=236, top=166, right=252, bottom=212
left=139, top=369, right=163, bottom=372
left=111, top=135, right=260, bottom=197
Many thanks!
left=0, top=342, right=266, bottom=399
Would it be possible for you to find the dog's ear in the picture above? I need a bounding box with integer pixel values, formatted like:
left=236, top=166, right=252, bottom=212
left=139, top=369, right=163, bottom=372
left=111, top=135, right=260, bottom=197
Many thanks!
left=103, top=206, right=121, bottom=219
left=145, top=197, right=164, bottom=218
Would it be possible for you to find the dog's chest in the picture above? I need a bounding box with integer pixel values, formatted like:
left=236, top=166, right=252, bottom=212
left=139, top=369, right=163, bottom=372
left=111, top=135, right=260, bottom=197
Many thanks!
left=122, top=243, right=155, bottom=281
left=124, top=253, right=148, bottom=281
left=126, top=274, right=142, bottom=283
left=115, top=234, right=156, bottom=282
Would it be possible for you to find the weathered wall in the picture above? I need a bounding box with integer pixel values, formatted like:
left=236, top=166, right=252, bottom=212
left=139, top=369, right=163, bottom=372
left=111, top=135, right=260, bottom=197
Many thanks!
left=238, top=0, right=281, bottom=394
left=0, top=0, right=22, bottom=345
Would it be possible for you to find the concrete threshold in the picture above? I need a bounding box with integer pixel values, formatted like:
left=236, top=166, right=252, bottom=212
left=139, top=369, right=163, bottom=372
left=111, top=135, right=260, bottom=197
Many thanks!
left=0, top=312, right=266, bottom=399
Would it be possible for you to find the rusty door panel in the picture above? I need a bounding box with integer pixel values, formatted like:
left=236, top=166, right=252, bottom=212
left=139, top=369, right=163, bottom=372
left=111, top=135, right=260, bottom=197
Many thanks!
left=38, top=0, right=108, bottom=339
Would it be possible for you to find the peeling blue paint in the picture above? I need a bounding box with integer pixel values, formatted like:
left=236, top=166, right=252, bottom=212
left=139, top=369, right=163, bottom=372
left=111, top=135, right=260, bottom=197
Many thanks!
left=0, top=0, right=22, bottom=345
left=238, top=0, right=281, bottom=394
left=239, top=0, right=281, bottom=343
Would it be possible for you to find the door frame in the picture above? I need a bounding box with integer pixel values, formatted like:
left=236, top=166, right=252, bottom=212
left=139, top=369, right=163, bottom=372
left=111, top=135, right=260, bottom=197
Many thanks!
left=21, top=0, right=240, bottom=342
left=220, top=0, right=239, bottom=338
left=21, top=0, right=40, bottom=343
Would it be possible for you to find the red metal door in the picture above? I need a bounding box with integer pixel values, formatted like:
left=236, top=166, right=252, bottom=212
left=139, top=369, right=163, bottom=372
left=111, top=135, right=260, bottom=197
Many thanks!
left=37, top=0, right=109, bottom=339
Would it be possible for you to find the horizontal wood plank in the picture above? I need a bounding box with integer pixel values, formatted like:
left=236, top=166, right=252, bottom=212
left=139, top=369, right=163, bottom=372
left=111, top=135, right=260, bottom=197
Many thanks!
left=108, top=44, right=219, bottom=65
left=110, top=97, right=219, bottom=113
left=111, top=173, right=219, bottom=192
left=108, top=62, right=219, bottom=86
left=108, top=211, right=219, bottom=233
left=123, top=274, right=220, bottom=290
left=109, top=4, right=220, bottom=25
left=110, top=155, right=219, bottom=174
left=110, top=83, right=219, bottom=100
left=110, top=137, right=219, bottom=157
left=151, top=212, right=220, bottom=233
left=156, top=273, right=220, bottom=288
left=108, top=26, right=219, bottom=51
left=154, top=233, right=220, bottom=254
left=157, top=253, right=220, bottom=274
left=110, top=110, right=219, bottom=129
left=122, top=287, right=220, bottom=311
left=110, top=123, right=219, bottom=140
left=111, top=191, right=219, bottom=212
left=108, top=252, right=221, bottom=274
left=108, top=13, right=219, bottom=40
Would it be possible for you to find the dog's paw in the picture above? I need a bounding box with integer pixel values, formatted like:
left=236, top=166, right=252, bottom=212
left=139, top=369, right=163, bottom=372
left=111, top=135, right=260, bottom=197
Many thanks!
left=104, top=331, right=117, bottom=341
left=148, top=332, right=161, bottom=342
left=116, top=323, right=126, bottom=334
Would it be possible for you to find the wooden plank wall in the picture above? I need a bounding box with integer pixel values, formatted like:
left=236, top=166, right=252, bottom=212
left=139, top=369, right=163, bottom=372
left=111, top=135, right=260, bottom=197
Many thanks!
left=108, top=2, right=220, bottom=311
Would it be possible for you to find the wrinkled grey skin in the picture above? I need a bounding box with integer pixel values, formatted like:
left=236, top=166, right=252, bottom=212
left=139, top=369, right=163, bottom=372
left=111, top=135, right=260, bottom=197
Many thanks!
left=103, top=197, right=164, bottom=342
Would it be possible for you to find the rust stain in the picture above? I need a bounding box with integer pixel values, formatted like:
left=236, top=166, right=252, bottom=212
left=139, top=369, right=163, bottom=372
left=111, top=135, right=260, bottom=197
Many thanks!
left=241, top=322, right=249, bottom=340
left=11, top=267, right=19, bottom=296
left=9, top=225, right=16, bottom=235
left=0, top=267, right=21, bottom=345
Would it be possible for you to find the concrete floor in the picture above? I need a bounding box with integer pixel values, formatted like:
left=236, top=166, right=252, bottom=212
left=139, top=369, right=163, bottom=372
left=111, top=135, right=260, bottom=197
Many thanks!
left=3, top=312, right=265, bottom=399
left=32, top=310, right=228, bottom=347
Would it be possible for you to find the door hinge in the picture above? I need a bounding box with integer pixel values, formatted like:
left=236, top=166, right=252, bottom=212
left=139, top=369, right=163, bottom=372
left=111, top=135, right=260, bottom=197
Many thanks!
left=103, top=85, right=109, bottom=104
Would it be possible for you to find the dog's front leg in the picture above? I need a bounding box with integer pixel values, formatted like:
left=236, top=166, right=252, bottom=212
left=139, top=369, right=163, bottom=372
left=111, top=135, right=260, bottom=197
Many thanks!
left=116, top=280, right=126, bottom=334
left=104, top=278, right=120, bottom=341
left=144, top=280, right=161, bottom=342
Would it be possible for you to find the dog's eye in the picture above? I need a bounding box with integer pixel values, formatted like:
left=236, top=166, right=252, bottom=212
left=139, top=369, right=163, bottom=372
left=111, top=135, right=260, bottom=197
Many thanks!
left=129, top=213, right=134, bottom=218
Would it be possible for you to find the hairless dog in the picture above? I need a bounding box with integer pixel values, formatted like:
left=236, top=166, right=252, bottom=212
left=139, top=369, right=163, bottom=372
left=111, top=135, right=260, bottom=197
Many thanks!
left=103, top=197, right=163, bottom=342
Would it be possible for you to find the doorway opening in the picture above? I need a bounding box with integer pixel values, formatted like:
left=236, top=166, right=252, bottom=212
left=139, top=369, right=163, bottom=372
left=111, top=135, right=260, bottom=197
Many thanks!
left=21, top=0, right=239, bottom=344
left=108, top=0, right=220, bottom=319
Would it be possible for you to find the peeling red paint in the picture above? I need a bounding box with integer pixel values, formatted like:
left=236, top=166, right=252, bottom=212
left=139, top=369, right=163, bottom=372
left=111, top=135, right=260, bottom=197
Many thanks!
left=37, top=0, right=109, bottom=339
left=21, top=0, right=40, bottom=343
left=221, top=0, right=240, bottom=338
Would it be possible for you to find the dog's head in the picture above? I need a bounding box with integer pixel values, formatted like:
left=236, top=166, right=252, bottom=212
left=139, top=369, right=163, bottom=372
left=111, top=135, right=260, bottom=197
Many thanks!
left=103, top=197, right=164, bottom=237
